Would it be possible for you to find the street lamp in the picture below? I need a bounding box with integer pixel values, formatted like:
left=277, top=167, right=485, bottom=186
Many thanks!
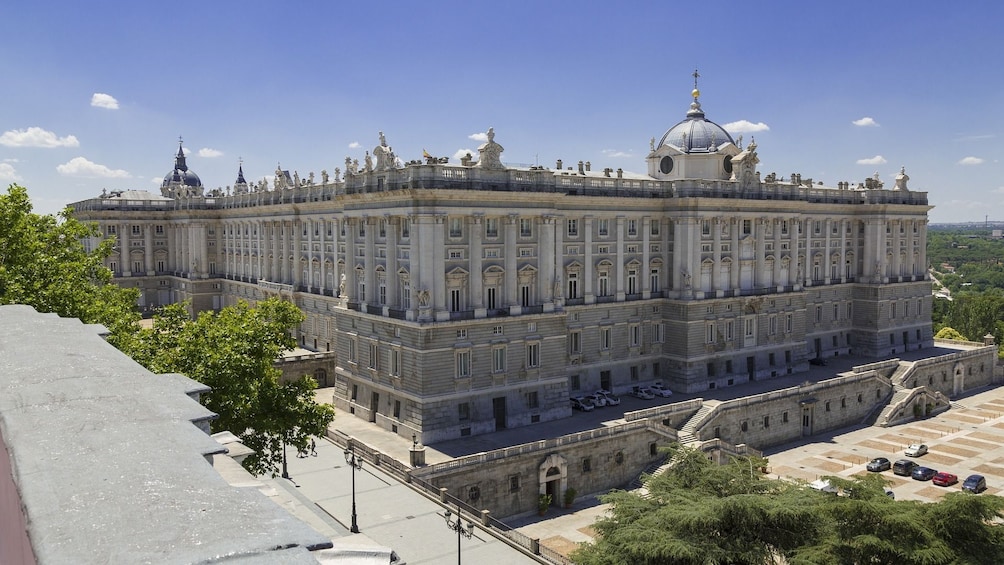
left=281, top=441, right=290, bottom=479
left=443, top=503, right=474, bottom=565
left=343, top=443, right=363, bottom=533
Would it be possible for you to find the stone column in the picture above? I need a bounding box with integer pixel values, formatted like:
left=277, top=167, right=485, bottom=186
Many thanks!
left=386, top=217, right=398, bottom=306
left=343, top=218, right=356, bottom=302
left=642, top=216, right=651, bottom=298
left=470, top=215, right=483, bottom=310
left=712, top=217, right=722, bottom=292
left=891, top=220, right=902, bottom=278
left=584, top=216, right=594, bottom=303
left=672, top=219, right=683, bottom=291
left=145, top=223, right=154, bottom=274
left=824, top=218, right=832, bottom=284
left=540, top=215, right=555, bottom=305
left=773, top=218, right=782, bottom=287
left=615, top=216, right=625, bottom=300
left=364, top=217, right=376, bottom=306
left=505, top=215, right=518, bottom=308
left=839, top=219, right=847, bottom=282
left=120, top=222, right=131, bottom=275
left=293, top=220, right=303, bottom=289
left=730, top=218, right=740, bottom=290
left=755, top=218, right=766, bottom=288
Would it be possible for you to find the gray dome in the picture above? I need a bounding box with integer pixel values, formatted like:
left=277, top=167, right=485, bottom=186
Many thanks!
left=657, top=100, right=734, bottom=153
left=161, top=142, right=202, bottom=189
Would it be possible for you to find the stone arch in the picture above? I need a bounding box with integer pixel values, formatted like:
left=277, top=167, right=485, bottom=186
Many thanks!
left=538, top=453, right=568, bottom=508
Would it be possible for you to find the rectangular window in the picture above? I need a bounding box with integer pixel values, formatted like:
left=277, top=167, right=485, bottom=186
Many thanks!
left=726, top=321, right=735, bottom=341
left=570, top=374, right=581, bottom=391
left=785, top=313, right=793, bottom=333
left=654, top=323, right=664, bottom=343
left=630, top=324, right=640, bottom=346
left=493, top=347, right=506, bottom=373
left=519, top=218, right=532, bottom=237
left=493, top=325, right=504, bottom=335
left=601, top=327, right=612, bottom=349
left=391, top=349, right=400, bottom=376
left=106, top=225, right=117, bottom=235
left=348, top=339, right=356, bottom=362
left=769, top=315, right=777, bottom=335
left=567, top=219, right=578, bottom=237
left=745, top=318, right=755, bottom=338
left=393, top=400, right=401, bottom=419
left=155, top=225, right=164, bottom=234
left=379, top=220, right=387, bottom=238
left=449, top=217, right=463, bottom=238
left=527, top=391, right=539, bottom=409
left=485, top=218, right=498, bottom=238
left=132, top=261, right=142, bottom=272
left=598, top=219, right=609, bottom=236
left=457, top=329, right=468, bottom=339
left=368, top=343, right=378, bottom=369
left=131, top=225, right=140, bottom=235
left=650, top=219, right=660, bottom=236
left=742, top=220, right=752, bottom=235
left=456, top=351, right=471, bottom=378
left=526, top=343, right=540, bottom=368
left=707, top=323, right=716, bottom=344
left=448, top=249, right=464, bottom=259
left=351, top=384, right=358, bottom=401
left=569, top=331, right=581, bottom=354
left=458, top=402, right=470, bottom=421
left=527, top=322, right=536, bottom=332
left=627, top=219, right=638, bottom=236
left=401, top=218, right=410, bottom=238
left=509, top=475, right=520, bottom=493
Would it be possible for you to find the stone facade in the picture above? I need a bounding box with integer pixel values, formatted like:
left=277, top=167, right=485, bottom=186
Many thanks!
left=71, top=85, right=934, bottom=443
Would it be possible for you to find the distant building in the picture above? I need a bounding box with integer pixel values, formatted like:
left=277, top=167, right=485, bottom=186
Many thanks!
left=70, top=82, right=933, bottom=443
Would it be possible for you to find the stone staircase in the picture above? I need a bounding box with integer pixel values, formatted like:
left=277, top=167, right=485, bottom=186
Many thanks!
left=875, top=385, right=913, bottom=426
left=677, top=402, right=718, bottom=445
left=632, top=454, right=673, bottom=496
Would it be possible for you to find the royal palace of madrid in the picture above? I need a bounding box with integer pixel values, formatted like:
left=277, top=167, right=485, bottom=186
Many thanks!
left=71, top=84, right=932, bottom=443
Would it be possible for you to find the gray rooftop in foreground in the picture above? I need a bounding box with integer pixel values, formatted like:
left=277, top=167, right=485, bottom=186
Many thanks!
left=0, top=305, right=331, bottom=564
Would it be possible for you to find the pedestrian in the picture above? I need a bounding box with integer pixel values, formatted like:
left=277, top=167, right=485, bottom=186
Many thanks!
left=310, top=438, right=317, bottom=457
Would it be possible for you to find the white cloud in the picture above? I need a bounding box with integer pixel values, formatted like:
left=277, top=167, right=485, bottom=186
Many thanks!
left=992, top=186, right=1004, bottom=194
left=958, top=156, right=984, bottom=165
left=601, top=149, right=632, bottom=158
left=91, top=93, right=119, bottom=110
left=56, top=157, right=130, bottom=178
left=453, top=148, right=476, bottom=161
left=468, top=132, right=488, bottom=142
left=954, top=134, right=995, bottom=143
left=0, top=127, right=80, bottom=148
left=723, top=120, right=770, bottom=133
left=348, top=142, right=361, bottom=149
left=151, top=177, right=162, bottom=185
left=852, top=117, right=878, bottom=127
left=856, top=155, right=887, bottom=165
left=198, top=148, right=223, bottom=158
left=0, top=163, right=21, bottom=181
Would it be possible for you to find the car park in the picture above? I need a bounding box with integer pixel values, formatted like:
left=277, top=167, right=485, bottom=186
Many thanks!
left=893, top=459, right=919, bottom=476
left=905, top=443, right=928, bottom=457
left=932, top=472, right=958, bottom=487
left=911, top=466, right=937, bottom=481
left=596, top=390, right=621, bottom=406
left=631, top=386, right=655, bottom=400
left=963, top=474, right=987, bottom=494
left=570, top=397, right=595, bottom=411
left=585, top=393, right=608, bottom=408
left=866, top=457, right=891, bottom=472
left=649, top=383, right=673, bottom=397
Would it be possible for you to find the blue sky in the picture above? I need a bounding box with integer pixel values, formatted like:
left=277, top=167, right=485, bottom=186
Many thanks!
left=1, top=1, right=1001, bottom=223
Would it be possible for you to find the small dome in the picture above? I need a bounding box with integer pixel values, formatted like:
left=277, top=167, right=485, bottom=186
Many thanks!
left=162, top=169, right=202, bottom=188
left=657, top=100, right=735, bottom=153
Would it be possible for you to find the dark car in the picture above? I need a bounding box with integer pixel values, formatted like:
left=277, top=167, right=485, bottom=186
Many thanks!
left=893, top=459, right=919, bottom=476
left=911, top=466, right=937, bottom=481
left=866, top=457, right=891, bottom=472
left=963, top=474, right=987, bottom=494
left=809, top=357, right=827, bottom=366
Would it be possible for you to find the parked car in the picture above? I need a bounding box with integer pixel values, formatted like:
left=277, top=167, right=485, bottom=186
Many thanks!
left=932, top=472, right=958, bottom=487
left=596, top=390, right=621, bottom=406
left=570, top=397, right=595, bottom=412
left=905, top=443, right=929, bottom=457
left=631, top=386, right=655, bottom=400
left=911, top=466, right=937, bottom=481
left=809, top=357, right=827, bottom=366
left=585, top=393, right=608, bottom=408
left=866, top=457, right=891, bottom=472
left=809, top=479, right=837, bottom=494
left=649, top=383, right=673, bottom=397
left=963, top=474, right=988, bottom=493
left=893, top=459, right=919, bottom=476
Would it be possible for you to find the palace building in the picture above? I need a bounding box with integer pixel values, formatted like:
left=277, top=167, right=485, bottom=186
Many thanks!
left=70, top=85, right=933, bottom=443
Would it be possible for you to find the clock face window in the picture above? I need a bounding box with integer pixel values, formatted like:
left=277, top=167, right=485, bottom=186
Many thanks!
left=723, top=155, right=733, bottom=174
left=660, top=156, right=674, bottom=174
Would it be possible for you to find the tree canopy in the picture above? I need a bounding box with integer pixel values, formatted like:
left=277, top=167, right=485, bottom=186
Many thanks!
left=572, top=445, right=1004, bottom=565
left=117, top=297, right=335, bottom=476
left=0, top=184, right=139, bottom=339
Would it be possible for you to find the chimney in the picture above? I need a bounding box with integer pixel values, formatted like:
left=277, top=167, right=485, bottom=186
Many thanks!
left=556, top=159, right=563, bottom=170
left=585, top=161, right=591, bottom=172
left=616, top=168, right=623, bottom=179
left=577, top=161, right=584, bottom=175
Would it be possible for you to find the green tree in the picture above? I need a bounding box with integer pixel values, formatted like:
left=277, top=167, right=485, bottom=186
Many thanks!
left=574, top=446, right=1004, bottom=565
left=933, top=326, right=967, bottom=341
left=119, top=297, right=335, bottom=476
left=0, top=184, right=139, bottom=339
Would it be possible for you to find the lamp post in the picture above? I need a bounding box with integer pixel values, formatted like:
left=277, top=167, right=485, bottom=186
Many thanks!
left=443, top=502, right=474, bottom=565
left=343, top=443, right=363, bottom=533
left=281, top=441, right=289, bottom=479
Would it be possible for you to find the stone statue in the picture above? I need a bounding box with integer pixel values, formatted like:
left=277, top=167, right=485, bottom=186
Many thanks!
left=417, top=288, right=430, bottom=307
left=338, top=273, right=346, bottom=296
left=475, top=127, right=505, bottom=170
left=345, top=157, right=352, bottom=174
left=274, top=165, right=286, bottom=189
left=681, top=269, right=692, bottom=290
left=308, top=172, right=314, bottom=186
left=364, top=151, right=373, bottom=172
left=293, top=171, right=300, bottom=187
left=553, top=275, right=563, bottom=298
left=334, top=167, right=341, bottom=182
left=321, top=169, right=329, bottom=184
left=379, top=131, right=387, bottom=147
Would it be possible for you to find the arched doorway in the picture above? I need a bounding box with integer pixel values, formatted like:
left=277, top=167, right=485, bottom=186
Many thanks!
left=538, top=454, right=567, bottom=510
left=952, top=361, right=965, bottom=396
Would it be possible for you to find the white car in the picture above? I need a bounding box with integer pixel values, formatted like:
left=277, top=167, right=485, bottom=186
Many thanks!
left=631, top=386, right=655, bottom=400
left=596, top=390, right=621, bottom=406
left=905, top=443, right=928, bottom=457
left=570, top=397, right=595, bottom=411
left=649, top=383, right=673, bottom=397
left=585, top=393, right=608, bottom=407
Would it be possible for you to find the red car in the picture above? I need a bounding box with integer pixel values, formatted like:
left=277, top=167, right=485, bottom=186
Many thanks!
left=932, top=472, right=958, bottom=487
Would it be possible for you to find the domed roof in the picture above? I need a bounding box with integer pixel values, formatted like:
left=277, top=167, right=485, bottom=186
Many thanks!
left=656, top=89, right=735, bottom=153
left=161, top=142, right=202, bottom=189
